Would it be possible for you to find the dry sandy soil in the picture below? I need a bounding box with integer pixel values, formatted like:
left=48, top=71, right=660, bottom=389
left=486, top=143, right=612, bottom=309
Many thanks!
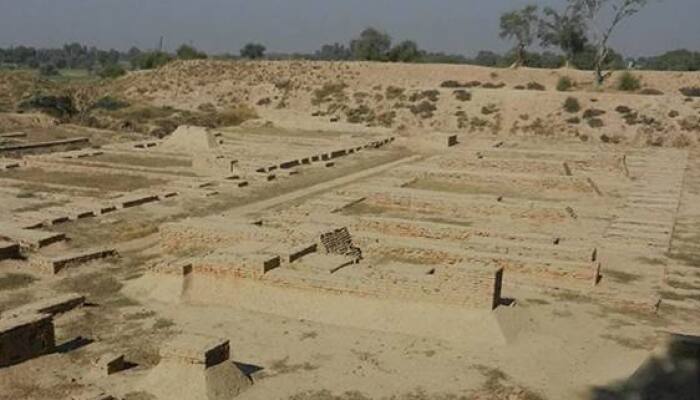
left=0, top=60, right=699, bottom=400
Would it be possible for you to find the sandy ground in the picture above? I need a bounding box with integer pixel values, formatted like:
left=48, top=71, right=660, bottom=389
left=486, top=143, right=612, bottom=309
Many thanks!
left=0, top=61, right=699, bottom=400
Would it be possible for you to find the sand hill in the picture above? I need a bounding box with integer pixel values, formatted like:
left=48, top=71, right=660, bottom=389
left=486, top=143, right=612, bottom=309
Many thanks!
left=101, top=60, right=700, bottom=147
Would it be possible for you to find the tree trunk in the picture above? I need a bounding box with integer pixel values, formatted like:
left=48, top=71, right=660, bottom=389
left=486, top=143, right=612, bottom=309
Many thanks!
left=594, top=46, right=608, bottom=86
left=511, top=44, right=526, bottom=69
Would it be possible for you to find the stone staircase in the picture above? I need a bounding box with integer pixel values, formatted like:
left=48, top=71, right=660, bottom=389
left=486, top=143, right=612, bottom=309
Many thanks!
left=603, top=150, right=687, bottom=250
left=664, top=150, right=700, bottom=309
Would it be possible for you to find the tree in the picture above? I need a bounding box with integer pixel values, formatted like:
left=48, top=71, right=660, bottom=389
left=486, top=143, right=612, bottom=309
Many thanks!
left=176, top=44, right=207, bottom=60
left=538, top=5, right=588, bottom=68
left=387, top=40, right=423, bottom=62
left=636, top=49, right=700, bottom=71
left=572, top=44, right=625, bottom=71
left=315, top=43, right=352, bottom=60
left=571, top=0, right=651, bottom=84
left=350, top=28, right=392, bottom=61
left=472, top=50, right=502, bottom=67
left=499, top=5, right=539, bottom=68
left=240, top=43, right=266, bottom=59
left=98, top=63, right=126, bottom=79
left=132, top=51, right=172, bottom=70
left=38, top=63, right=59, bottom=77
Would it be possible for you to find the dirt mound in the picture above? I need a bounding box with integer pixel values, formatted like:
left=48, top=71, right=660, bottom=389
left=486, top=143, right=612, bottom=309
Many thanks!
left=102, top=60, right=700, bottom=148
left=160, top=125, right=213, bottom=154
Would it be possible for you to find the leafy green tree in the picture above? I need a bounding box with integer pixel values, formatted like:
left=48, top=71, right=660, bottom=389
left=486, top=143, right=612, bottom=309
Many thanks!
left=98, top=63, right=126, bottom=79
left=314, top=43, right=352, bottom=60
left=240, top=43, right=266, bottom=59
left=499, top=5, right=539, bottom=68
left=571, top=0, right=651, bottom=84
left=350, top=28, right=392, bottom=61
left=538, top=5, right=588, bottom=67
left=387, top=40, right=423, bottom=62
left=472, top=50, right=502, bottom=67
left=637, top=49, right=700, bottom=71
left=571, top=44, right=624, bottom=71
left=176, top=44, right=207, bottom=60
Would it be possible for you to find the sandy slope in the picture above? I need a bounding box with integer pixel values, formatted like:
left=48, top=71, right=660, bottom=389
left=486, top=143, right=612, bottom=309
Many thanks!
left=103, top=60, right=700, bottom=147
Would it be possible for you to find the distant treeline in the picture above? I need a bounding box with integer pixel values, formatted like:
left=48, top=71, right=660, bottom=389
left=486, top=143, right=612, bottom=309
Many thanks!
left=1, top=39, right=699, bottom=78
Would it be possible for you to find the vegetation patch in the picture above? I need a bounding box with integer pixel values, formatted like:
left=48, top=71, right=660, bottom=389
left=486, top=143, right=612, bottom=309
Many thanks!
left=453, top=90, right=472, bottom=101
left=482, top=82, right=506, bottom=89
left=18, top=94, right=77, bottom=119
left=556, top=76, right=574, bottom=91
left=481, top=104, right=499, bottom=115
left=639, top=88, right=664, bottom=95
left=312, top=82, right=348, bottom=105
left=588, top=118, right=605, bottom=128
left=526, top=81, right=546, bottom=91
left=409, top=90, right=440, bottom=103
left=409, top=101, right=437, bottom=119
left=617, top=72, right=641, bottom=91
left=615, top=105, right=632, bottom=114
left=346, top=104, right=375, bottom=124
left=679, top=86, right=700, bottom=97
left=563, top=97, right=581, bottom=113
left=385, top=86, right=405, bottom=100
left=582, top=108, right=606, bottom=119
left=91, top=96, right=129, bottom=111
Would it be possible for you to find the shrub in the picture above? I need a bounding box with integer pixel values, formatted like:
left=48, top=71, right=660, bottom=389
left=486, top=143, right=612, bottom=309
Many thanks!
left=481, top=104, right=499, bottom=115
left=92, top=96, right=129, bottom=111
left=385, top=86, right=405, bottom=100
left=563, top=97, right=581, bottom=113
left=679, top=86, right=700, bottom=97
left=409, top=101, right=437, bottom=118
left=588, top=118, right=605, bottom=128
left=454, top=90, right=472, bottom=101
left=615, top=105, right=632, bottom=114
left=440, top=80, right=464, bottom=88
left=583, top=108, right=606, bottom=119
left=513, top=85, right=525, bottom=90
left=256, top=97, right=272, bottom=106
left=346, top=105, right=373, bottom=124
left=376, top=111, right=396, bottom=127
left=312, top=82, right=347, bottom=105
left=566, top=117, right=581, bottom=124
left=668, top=110, right=679, bottom=118
left=132, top=51, right=173, bottom=70
left=19, top=95, right=77, bottom=118
left=409, top=90, right=440, bottom=102
left=617, top=72, right=641, bottom=91
left=98, top=63, right=126, bottom=79
left=639, top=88, right=664, bottom=96
left=556, top=76, right=574, bottom=92
left=526, top=82, right=546, bottom=91
left=482, top=82, right=505, bottom=89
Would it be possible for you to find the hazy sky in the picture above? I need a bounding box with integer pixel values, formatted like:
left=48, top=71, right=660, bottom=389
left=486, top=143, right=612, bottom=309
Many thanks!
left=0, top=0, right=696, bottom=57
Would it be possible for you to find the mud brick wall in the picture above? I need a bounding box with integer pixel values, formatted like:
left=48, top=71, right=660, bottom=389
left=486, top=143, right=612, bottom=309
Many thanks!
left=264, top=264, right=502, bottom=310
left=0, top=314, right=55, bottom=367
left=34, top=248, right=117, bottom=274
left=159, top=223, right=271, bottom=253
left=0, top=241, right=20, bottom=261
left=194, top=253, right=281, bottom=280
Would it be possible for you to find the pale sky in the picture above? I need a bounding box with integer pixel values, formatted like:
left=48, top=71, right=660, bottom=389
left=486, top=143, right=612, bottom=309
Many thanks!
left=0, top=0, right=696, bottom=57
